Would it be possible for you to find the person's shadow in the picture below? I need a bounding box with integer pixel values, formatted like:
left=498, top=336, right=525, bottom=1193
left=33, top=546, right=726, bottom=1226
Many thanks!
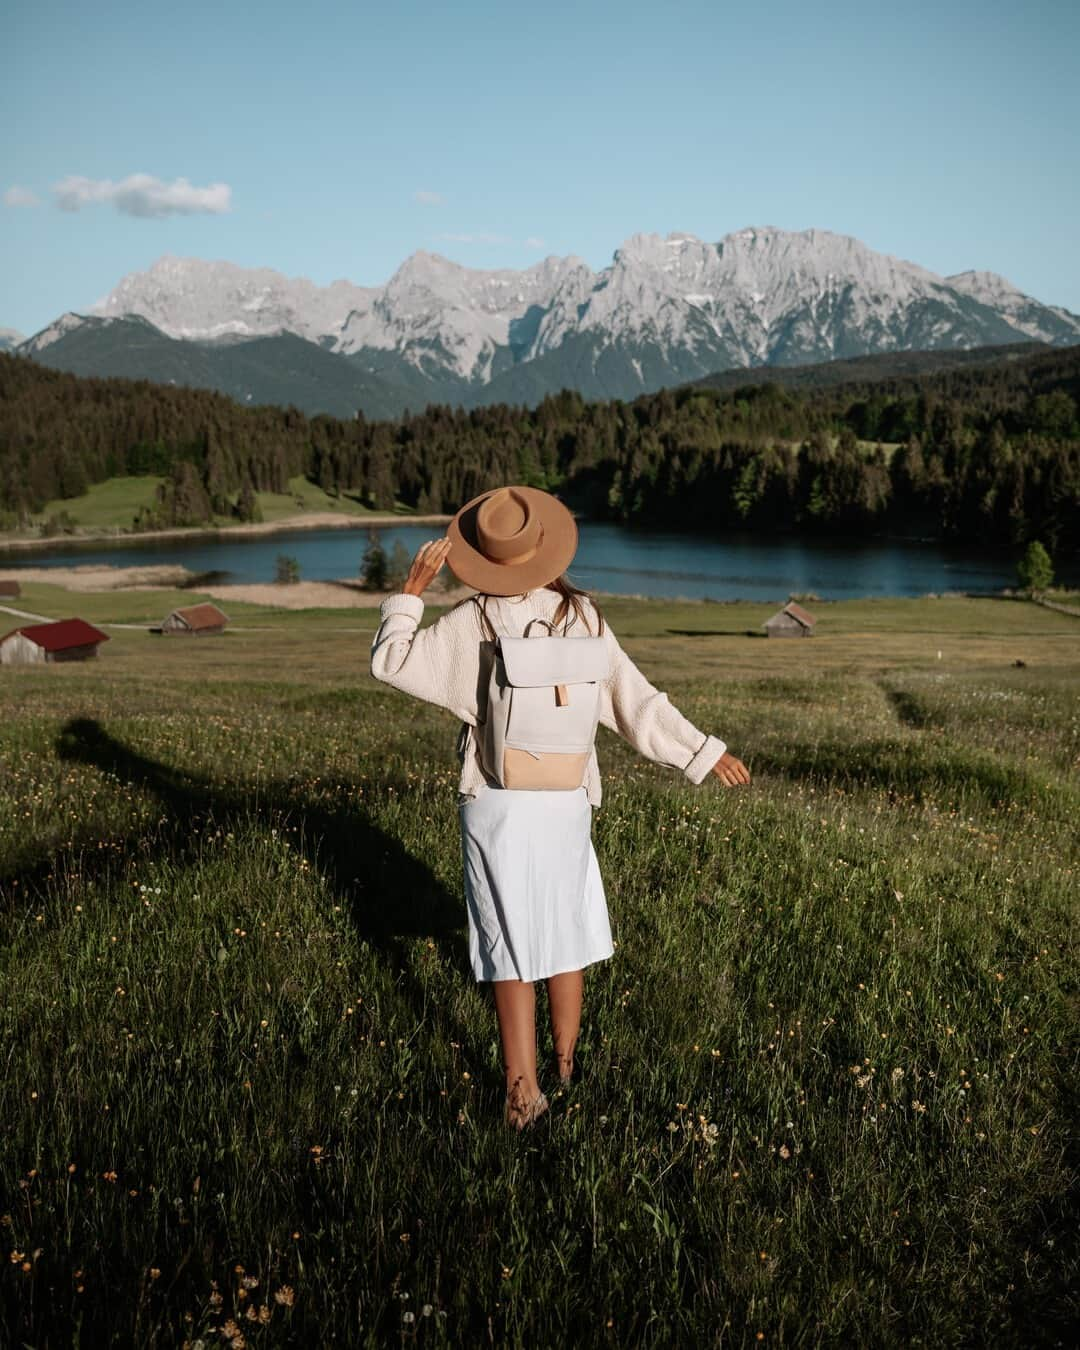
left=12, top=718, right=497, bottom=1091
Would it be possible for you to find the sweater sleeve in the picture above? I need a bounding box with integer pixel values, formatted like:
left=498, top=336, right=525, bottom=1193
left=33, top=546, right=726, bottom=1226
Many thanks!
left=369, top=593, right=481, bottom=726
left=597, top=626, right=726, bottom=784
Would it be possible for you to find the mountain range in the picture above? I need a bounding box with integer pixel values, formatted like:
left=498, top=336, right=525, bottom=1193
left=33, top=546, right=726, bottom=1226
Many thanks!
left=13, top=227, right=1080, bottom=417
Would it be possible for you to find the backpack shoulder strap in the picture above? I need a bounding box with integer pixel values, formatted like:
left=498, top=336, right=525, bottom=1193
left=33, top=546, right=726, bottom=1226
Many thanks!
left=523, top=597, right=574, bottom=638
left=475, top=595, right=573, bottom=641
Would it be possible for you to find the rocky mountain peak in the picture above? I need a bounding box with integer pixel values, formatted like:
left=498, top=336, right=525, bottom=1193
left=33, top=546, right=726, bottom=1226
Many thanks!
left=24, top=228, right=1077, bottom=406
left=947, top=269, right=1023, bottom=301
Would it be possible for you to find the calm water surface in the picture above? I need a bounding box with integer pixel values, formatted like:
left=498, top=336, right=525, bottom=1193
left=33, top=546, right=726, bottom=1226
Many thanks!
left=5, top=522, right=1075, bottom=601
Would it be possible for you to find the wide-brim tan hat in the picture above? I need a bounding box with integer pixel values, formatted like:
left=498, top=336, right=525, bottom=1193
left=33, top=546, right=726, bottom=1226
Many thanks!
left=446, top=485, right=578, bottom=596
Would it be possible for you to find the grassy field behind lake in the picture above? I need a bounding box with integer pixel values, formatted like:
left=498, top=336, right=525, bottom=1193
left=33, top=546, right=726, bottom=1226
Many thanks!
left=23, top=474, right=417, bottom=536
left=1, top=591, right=1077, bottom=1347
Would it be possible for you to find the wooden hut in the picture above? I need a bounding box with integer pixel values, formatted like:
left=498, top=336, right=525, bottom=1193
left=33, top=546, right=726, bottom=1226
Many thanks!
left=763, top=601, right=816, bottom=638
left=161, top=602, right=228, bottom=636
left=0, top=617, right=110, bottom=665
left=0, top=579, right=21, bottom=598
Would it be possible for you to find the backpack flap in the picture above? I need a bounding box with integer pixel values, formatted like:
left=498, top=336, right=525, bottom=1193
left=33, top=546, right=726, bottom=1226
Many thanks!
left=483, top=634, right=610, bottom=790
left=498, top=635, right=610, bottom=688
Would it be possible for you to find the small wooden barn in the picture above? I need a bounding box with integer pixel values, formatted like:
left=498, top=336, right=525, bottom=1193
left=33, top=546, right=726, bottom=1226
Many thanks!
left=161, top=602, right=228, bottom=636
left=0, top=617, right=110, bottom=665
left=763, top=601, right=816, bottom=638
left=0, top=579, right=21, bottom=598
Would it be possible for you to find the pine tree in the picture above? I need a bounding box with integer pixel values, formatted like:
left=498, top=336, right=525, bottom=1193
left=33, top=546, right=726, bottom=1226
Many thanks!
left=205, top=435, right=231, bottom=515
left=732, top=456, right=760, bottom=520
left=275, top=554, right=300, bottom=584
left=360, top=529, right=388, bottom=590
left=385, top=540, right=412, bottom=590
left=166, top=461, right=212, bottom=526
left=237, top=477, right=262, bottom=523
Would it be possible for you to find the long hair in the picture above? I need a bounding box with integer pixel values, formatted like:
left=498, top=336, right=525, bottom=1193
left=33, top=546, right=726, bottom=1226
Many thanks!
left=453, top=573, right=605, bottom=640
left=544, top=573, right=605, bottom=636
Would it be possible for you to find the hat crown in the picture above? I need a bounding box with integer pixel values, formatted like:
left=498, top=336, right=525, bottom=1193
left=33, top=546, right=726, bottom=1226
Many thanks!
left=476, top=487, right=543, bottom=563
left=446, top=483, right=577, bottom=597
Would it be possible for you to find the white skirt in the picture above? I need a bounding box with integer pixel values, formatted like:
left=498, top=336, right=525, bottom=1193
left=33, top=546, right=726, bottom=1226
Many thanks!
left=459, top=783, right=615, bottom=982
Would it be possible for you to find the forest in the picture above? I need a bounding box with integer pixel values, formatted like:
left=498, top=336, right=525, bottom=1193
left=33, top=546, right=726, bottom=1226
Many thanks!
left=1, top=344, right=1078, bottom=555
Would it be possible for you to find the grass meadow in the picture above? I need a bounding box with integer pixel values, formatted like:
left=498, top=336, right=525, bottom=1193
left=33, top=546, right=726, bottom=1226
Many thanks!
left=33, top=477, right=165, bottom=532
left=26, top=474, right=411, bottom=536
left=1, top=587, right=1077, bottom=1347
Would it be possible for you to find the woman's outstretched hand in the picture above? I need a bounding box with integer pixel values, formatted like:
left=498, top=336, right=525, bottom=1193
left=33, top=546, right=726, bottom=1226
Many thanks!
left=403, top=536, right=453, bottom=597
left=711, top=750, right=750, bottom=787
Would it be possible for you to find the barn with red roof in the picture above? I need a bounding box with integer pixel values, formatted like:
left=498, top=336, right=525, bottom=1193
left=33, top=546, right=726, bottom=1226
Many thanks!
left=0, top=617, right=110, bottom=665
left=161, top=602, right=229, bottom=635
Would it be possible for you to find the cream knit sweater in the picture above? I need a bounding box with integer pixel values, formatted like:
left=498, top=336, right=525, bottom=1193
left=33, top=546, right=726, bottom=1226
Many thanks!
left=369, top=588, right=727, bottom=807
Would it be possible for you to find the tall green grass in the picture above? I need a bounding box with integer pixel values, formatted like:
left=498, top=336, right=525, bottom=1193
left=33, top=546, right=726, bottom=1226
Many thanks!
left=1, top=598, right=1077, bottom=1346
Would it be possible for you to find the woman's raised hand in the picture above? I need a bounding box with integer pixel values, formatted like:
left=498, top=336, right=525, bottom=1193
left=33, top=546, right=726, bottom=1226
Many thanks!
left=711, top=750, right=750, bottom=787
left=403, top=536, right=453, bottom=597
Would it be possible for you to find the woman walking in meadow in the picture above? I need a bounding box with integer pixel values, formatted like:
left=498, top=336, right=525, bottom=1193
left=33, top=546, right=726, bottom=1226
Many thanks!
left=370, top=486, right=750, bottom=1129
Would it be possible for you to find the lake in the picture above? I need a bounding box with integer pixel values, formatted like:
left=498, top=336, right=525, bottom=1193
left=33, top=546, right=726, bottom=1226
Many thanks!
left=4, top=522, right=1075, bottom=601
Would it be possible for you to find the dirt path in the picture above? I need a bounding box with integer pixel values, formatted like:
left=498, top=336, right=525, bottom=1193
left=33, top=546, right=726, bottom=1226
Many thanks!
left=0, top=603, right=51, bottom=624
left=1034, top=596, right=1080, bottom=619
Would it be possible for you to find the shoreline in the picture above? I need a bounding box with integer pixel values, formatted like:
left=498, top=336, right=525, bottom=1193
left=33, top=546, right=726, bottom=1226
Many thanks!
left=0, top=510, right=454, bottom=556
left=0, top=559, right=1071, bottom=610
left=3, top=510, right=1072, bottom=564
left=0, top=561, right=476, bottom=608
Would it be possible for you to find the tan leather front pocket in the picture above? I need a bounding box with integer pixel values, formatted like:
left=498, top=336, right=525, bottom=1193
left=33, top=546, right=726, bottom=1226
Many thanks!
left=503, top=748, right=587, bottom=790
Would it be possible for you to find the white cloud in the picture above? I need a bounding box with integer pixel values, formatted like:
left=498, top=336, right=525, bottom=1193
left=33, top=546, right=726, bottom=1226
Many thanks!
left=413, top=189, right=445, bottom=206
left=52, top=173, right=232, bottom=218
left=4, top=185, right=40, bottom=208
left=436, top=231, right=511, bottom=245
left=524, top=236, right=546, bottom=250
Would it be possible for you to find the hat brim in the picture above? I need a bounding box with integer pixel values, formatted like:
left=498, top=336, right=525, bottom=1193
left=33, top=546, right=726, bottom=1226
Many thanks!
left=445, top=486, right=578, bottom=596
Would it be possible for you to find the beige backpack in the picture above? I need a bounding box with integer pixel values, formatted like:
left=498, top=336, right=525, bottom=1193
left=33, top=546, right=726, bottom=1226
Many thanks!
left=475, top=599, right=610, bottom=790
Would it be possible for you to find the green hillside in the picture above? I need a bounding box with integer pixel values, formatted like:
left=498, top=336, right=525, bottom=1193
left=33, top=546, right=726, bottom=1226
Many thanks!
left=29, top=316, right=420, bottom=420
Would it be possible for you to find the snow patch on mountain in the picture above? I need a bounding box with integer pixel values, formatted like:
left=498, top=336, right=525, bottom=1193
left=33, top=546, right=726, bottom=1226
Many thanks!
left=78, top=229, right=1080, bottom=396
left=333, top=250, right=587, bottom=381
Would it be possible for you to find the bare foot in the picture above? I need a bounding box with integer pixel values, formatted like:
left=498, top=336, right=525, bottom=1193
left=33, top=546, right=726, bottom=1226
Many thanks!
left=505, top=1090, right=549, bottom=1130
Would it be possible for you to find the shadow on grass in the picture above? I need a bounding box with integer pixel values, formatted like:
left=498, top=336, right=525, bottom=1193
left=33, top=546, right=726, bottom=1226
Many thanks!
left=47, top=717, right=460, bottom=939
left=1, top=718, right=503, bottom=1095
left=879, top=684, right=934, bottom=729
left=178, top=569, right=233, bottom=589
left=666, top=628, right=767, bottom=638
left=760, top=735, right=1072, bottom=811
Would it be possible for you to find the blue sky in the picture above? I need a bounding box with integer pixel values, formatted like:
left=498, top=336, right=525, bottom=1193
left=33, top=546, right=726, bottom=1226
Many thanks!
left=2, top=0, right=1078, bottom=337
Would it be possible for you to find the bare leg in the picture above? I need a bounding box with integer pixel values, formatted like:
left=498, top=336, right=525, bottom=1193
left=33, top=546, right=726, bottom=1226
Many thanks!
left=546, top=969, right=584, bottom=1083
left=492, top=978, right=547, bottom=1127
